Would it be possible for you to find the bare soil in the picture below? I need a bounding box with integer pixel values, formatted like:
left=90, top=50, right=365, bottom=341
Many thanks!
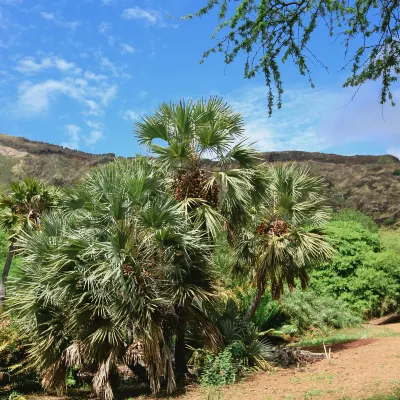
left=176, top=323, right=400, bottom=400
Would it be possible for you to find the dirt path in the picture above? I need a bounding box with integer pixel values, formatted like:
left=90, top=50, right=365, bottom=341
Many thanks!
left=177, top=323, right=400, bottom=400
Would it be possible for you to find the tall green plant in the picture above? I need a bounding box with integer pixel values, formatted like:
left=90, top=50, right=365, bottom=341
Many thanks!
left=0, top=178, right=59, bottom=306
left=8, top=159, right=219, bottom=400
left=236, top=164, right=333, bottom=320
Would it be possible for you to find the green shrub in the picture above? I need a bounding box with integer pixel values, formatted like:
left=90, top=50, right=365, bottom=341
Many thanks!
left=384, top=217, right=395, bottom=226
left=8, top=393, right=27, bottom=400
left=393, top=169, right=400, bottom=176
left=332, top=208, right=378, bottom=232
left=231, top=288, right=284, bottom=331
left=311, top=215, right=400, bottom=317
left=0, top=318, right=31, bottom=385
left=199, top=343, right=243, bottom=386
left=279, top=290, right=362, bottom=334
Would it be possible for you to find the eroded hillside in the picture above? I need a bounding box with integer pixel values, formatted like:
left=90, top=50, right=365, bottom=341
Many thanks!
left=0, top=134, right=399, bottom=223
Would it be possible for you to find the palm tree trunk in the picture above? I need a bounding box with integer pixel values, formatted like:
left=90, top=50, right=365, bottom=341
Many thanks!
left=0, top=244, right=14, bottom=307
left=174, top=306, right=188, bottom=380
left=245, top=277, right=266, bottom=322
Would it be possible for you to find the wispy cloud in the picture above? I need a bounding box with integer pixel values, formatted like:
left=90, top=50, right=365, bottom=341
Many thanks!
left=84, top=130, right=103, bottom=145
left=15, top=56, right=77, bottom=75
left=61, top=124, right=80, bottom=149
left=227, top=86, right=337, bottom=152
left=120, top=43, right=135, bottom=54
left=84, top=71, right=107, bottom=81
left=15, top=77, right=117, bottom=117
left=61, top=123, right=105, bottom=149
left=226, top=83, right=400, bottom=155
left=99, top=56, right=130, bottom=78
left=122, top=7, right=160, bottom=24
left=121, top=7, right=179, bottom=29
left=40, top=11, right=80, bottom=31
left=98, top=22, right=112, bottom=34
left=122, top=109, right=140, bottom=121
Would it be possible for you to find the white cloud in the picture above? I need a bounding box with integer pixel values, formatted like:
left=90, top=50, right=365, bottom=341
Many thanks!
left=84, top=130, right=104, bottom=145
left=15, top=77, right=117, bottom=117
left=98, top=22, right=112, bottom=34
left=226, top=83, right=400, bottom=154
left=122, top=7, right=160, bottom=24
left=84, top=71, right=107, bottom=81
left=54, top=58, right=75, bottom=71
left=40, top=12, right=55, bottom=21
left=99, top=57, right=130, bottom=78
left=61, top=124, right=80, bottom=149
left=122, top=109, right=140, bottom=121
left=86, top=120, right=103, bottom=130
left=15, top=57, right=54, bottom=74
left=40, top=11, right=80, bottom=31
left=101, top=85, right=117, bottom=105
left=227, top=86, right=338, bottom=151
left=61, top=123, right=105, bottom=149
left=120, top=43, right=135, bottom=54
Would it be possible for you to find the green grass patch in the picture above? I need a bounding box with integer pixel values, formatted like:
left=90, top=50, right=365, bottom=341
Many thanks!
left=295, top=326, right=400, bottom=348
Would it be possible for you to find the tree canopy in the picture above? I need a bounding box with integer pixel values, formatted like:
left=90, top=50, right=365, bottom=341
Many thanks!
left=186, top=0, right=400, bottom=115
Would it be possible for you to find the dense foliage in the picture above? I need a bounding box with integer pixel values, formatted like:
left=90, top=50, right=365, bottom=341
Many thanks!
left=279, top=290, right=362, bottom=334
left=7, top=159, right=221, bottom=399
left=311, top=210, right=400, bottom=317
left=187, top=0, right=400, bottom=115
left=0, top=178, right=60, bottom=305
left=234, top=164, right=333, bottom=319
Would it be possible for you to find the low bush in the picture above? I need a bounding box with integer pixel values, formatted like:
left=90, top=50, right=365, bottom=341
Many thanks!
left=279, top=290, right=362, bottom=334
left=393, top=168, right=400, bottom=176
left=332, top=208, right=379, bottom=232
left=311, top=214, right=400, bottom=317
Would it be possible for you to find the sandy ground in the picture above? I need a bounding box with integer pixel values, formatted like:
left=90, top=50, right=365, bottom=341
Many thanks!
left=176, top=323, right=400, bottom=400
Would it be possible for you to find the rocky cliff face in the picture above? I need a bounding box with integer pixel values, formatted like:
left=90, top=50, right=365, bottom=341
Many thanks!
left=1, top=133, right=399, bottom=223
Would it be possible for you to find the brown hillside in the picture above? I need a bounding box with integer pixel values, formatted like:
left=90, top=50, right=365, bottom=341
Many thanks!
left=0, top=133, right=115, bottom=187
left=0, top=134, right=399, bottom=223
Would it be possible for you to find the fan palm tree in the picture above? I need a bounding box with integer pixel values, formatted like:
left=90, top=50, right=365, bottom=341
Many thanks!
left=134, top=96, right=269, bottom=239
left=240, top=164, right=334, bottom=321
left=0, top=177, right=59, bottom=306
left=9, top=159, right=219, bottom=400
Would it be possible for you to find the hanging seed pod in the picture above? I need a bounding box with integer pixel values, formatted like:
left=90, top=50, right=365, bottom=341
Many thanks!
left=174, top=169, right=219, bottom=207
left=122, top=264, right=134, bottom=276
left=255, top=219, right=291, bottom=237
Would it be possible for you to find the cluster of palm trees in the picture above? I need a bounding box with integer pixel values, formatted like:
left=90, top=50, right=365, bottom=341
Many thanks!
left=0, top=97, right=332, bottom=400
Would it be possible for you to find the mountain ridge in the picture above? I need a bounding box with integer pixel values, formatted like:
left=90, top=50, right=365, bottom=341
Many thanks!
left=1, top=133, right=399, bottom=224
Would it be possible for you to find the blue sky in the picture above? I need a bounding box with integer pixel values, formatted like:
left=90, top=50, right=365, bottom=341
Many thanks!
left=0, top=0, right=399, bottom=158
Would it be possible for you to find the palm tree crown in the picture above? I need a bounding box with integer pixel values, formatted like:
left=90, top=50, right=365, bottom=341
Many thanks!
left=240, top=164, right=334, bottom=320
left=134, top=96, right=268, bottom=238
